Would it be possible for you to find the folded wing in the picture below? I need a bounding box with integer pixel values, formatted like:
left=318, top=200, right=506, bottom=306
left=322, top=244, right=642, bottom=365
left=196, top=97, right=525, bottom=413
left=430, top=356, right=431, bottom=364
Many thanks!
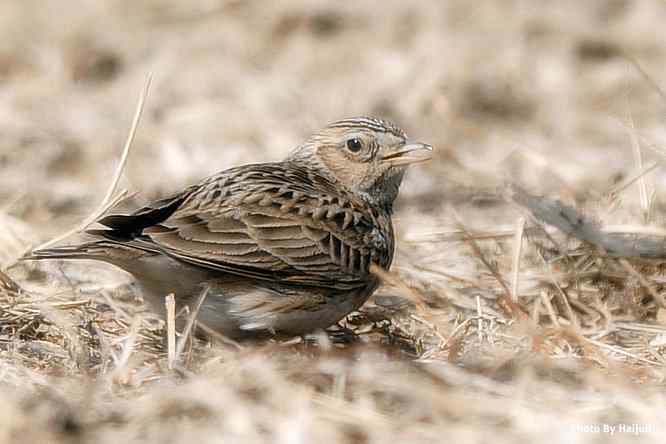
left=94, top=164, right=390, bottom=290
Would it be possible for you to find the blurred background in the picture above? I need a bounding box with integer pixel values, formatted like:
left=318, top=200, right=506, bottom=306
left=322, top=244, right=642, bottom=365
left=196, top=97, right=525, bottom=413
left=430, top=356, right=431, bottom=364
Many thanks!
left=2, top=0, right=665, bottom=257
left=2, top=2, right=666, bottom=442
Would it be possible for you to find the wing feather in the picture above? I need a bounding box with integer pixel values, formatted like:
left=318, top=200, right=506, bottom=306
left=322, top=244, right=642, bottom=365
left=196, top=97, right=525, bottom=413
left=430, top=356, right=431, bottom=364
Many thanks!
left=93, top=163, right=392, bottom=289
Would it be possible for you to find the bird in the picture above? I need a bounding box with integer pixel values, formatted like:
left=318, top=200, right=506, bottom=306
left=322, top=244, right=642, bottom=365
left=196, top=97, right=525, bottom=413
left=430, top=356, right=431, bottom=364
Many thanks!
left=24, top=117, right=432, bottom=340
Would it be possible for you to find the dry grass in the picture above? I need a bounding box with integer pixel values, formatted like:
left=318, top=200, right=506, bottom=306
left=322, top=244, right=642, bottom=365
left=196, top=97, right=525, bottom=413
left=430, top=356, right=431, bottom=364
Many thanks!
left=2, top=1, right=666, bottom=442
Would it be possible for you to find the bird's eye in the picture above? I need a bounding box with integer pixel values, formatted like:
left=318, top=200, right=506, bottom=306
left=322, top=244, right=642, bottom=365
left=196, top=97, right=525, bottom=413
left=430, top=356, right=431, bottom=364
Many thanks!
left=346, top=138, right=363, bottom=153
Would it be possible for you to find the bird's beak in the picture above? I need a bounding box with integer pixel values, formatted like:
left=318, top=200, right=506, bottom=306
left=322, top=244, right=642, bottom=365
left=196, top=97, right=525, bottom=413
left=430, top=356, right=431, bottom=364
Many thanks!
left=380, top=142, right=433, bottom=166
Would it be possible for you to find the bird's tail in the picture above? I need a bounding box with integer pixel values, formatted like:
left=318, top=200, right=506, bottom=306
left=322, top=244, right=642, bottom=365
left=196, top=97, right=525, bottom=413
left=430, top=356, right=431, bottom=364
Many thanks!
left=23, top=236, right=160, bottom=268
left=22, top=241, right=118, bottom=262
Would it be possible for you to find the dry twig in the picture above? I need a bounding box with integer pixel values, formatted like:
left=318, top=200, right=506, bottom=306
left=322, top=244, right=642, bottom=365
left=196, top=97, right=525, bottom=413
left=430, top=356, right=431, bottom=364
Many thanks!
left=31, top=74, right=153, bottom=252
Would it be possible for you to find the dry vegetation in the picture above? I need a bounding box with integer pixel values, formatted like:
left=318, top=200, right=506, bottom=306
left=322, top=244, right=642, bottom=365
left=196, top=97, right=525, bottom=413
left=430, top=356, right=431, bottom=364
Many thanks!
left=2, top=1, right=666, bottom=442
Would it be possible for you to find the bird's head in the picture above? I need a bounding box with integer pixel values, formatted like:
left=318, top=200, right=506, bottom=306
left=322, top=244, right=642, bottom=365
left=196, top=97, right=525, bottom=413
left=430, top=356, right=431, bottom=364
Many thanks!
left=288, top=117, right=432, bottom=212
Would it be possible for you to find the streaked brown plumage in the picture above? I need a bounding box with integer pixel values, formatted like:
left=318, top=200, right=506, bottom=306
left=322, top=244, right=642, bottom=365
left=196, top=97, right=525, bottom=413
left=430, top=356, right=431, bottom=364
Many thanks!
left=25, top=117, right=432, bottom=339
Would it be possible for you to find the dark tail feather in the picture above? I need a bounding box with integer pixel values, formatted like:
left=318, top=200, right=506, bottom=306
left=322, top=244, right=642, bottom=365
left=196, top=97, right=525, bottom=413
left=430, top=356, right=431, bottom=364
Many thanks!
left=24, top=190, right=191, bottom=262
left=97, top=192, right=189, bottom=236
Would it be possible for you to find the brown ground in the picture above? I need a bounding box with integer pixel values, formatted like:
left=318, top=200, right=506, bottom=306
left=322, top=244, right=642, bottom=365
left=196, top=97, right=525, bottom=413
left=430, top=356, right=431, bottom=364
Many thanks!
left=2, top=1, right=666, bottom=443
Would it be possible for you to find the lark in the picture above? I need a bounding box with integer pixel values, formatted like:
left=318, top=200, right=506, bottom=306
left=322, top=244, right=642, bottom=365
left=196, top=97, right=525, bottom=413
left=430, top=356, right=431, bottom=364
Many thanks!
left=26, top=117, right=432, bottom=339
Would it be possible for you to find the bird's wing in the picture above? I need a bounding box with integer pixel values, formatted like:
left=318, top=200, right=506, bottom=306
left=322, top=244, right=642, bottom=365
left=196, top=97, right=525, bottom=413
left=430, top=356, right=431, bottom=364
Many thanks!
left=96, top=163, right=391, bottom=289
